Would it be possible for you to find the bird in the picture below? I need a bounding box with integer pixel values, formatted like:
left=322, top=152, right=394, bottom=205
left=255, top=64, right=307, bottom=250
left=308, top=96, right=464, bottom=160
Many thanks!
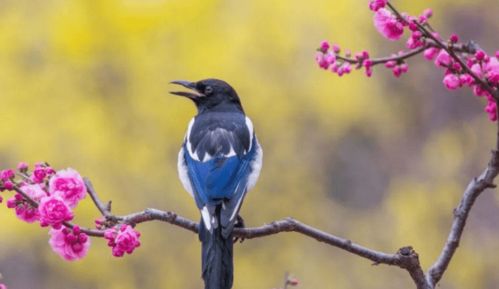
left=171, top=78, right=263, bottom=289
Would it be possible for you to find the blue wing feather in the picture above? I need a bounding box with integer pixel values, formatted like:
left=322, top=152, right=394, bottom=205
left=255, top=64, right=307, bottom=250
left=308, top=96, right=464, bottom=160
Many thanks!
left=183, top=141, right=255, bottom=207
left=205, top=157, right=241, bottom=196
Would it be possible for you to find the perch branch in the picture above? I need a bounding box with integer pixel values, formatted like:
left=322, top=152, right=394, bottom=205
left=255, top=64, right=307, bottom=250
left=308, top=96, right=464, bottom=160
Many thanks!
left=98, top=208, right=429, bottom=288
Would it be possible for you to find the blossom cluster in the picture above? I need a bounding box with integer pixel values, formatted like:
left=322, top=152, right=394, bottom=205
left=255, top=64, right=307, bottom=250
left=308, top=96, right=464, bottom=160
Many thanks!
left=0, top=163, right=141, bottom=262
left=316, top=1, right=499, bottom=121
left=1, top=163, right=88, bottom=260
left=49, top=226, right=91, bottom=261
left=104, top=224, right=141, bottom=257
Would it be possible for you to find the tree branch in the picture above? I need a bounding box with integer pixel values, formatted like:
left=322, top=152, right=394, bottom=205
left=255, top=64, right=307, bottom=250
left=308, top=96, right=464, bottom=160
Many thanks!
left=427, top=150, right=499, bottom=286
left=101, top=208, right=429, bottom=288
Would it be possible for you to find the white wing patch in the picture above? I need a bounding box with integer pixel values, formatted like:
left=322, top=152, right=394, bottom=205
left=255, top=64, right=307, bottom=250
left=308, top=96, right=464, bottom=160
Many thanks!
left=245, top=116, right=254, bottom=152
left=185, top=118, right=202, bottom=161
left=186, top=125, right=238, bottom=162
left=200, top=128, right=237, bottom=162
left=246, top=139, right=263, bottom=192
left=177, top=146, right=194, bottom=198
left=201, top=206, right=212, bottom=231
left=229, top=183, right=244, bottom=221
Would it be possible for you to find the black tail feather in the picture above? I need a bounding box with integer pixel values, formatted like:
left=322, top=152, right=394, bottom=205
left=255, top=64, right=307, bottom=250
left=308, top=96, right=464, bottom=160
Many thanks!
left=199, top=217, right=234, bottom=289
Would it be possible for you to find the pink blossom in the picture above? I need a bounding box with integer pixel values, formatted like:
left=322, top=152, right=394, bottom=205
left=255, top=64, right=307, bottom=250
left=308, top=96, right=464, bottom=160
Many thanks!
left=316, top=53, right=328, bottom=69
left=7, top=194, right=40, bottom=223
left=330, top=63, right=339, bottom=73
left=373, top=8, right=404, bottom=41
left=385, top=60, right=396, bottom=68
left=17, top=162, right=28, bottom=172
left=443, top=74, right=460, bottom=90
left=392, top=66, right=402, bottom=77
left=342, top=63, right=352, bottom=74
left=406, top=31, right=423, bottom=49
left=38, top=195, right=73, bottom=229
left=451, top=62, right=463, bottom=72
left=400, top=63, right=409, bottom=73
left=0, top=283, right=7, bottom=289
left=472, top=85, right=486, bottom=97
left=6, top=184, right=46, bottom=223
left=422, top=8, right=433, bottom=19
left=369, top=0, right=387, bottom=12
left=332, top=44, right=340, bottom=53
left=449, top=34, right=459, bottom=43
left=21, top=184, right=47, bottom=201
left=459, top=74, right=473, bottom=86
left=3, top=181, right=13, bottom=190
left=336, top=63, right=352, bottom=77
left=408, top=21, right=418, bottom=32
left=32, top=166, right=47, bottom=183
left=0, top=169, right=14, bottom=181
left=386, top=60, right=409, bottom=78
left=49, top=226, right=90, bottom=261
left=475, top=50, right=486, bottom=61
left=434, top=50, right=452, bottom=67
left=471, top=62, right=483, bottom=77
left=316, top=52, right=336, bottom=70
left=364, top=60, right=373, bottom=77
left=485, top=101, right=498, bottom=122
left=95, top=217, right=105, bottom=230
left=418, top=15, right=428, bottom=24
left=49, top=168, right=86, bottom=208
left=484, top=57, right=499, bottom=84
left=104, top=224, right=141, bottom=257
left=319, top=40, right=330, bottom=53
left=431, top=32, right=442, bottom=41
left=471, top=56, right=499, bottom=85
left=418, top=9, right=433, bottom=25
left=325, top=52, right=336, bottom=65
left=287, top=278, right=299, bottom=286
left=336, top=66, right=345, bottom=76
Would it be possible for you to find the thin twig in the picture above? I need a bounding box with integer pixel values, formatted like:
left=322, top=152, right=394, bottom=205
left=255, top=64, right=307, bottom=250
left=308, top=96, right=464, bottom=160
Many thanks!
left=336, top=45, right=430, bottom=66
left=62, top=221, right=106, bottom=237
left=84, top=178, right=111, bottom=218
left=335, top=41, right=479, bottom=68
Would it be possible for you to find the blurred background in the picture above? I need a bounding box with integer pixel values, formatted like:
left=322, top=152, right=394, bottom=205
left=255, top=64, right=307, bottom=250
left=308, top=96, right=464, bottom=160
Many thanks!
left=0, top=0, right=498, bottom=288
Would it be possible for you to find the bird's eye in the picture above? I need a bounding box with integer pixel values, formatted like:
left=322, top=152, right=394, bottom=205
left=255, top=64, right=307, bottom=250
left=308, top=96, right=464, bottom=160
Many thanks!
left=205, top=86, right=213, bottom=95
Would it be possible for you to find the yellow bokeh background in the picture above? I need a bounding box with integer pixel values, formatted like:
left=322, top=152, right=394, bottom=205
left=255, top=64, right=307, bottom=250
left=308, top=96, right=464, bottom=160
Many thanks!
left=0, top=0, right=498, bottom=288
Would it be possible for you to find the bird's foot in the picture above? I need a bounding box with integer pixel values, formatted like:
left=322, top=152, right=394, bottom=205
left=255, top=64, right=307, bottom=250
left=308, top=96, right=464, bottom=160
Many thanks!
left=233, top=215, right=246, bottom=243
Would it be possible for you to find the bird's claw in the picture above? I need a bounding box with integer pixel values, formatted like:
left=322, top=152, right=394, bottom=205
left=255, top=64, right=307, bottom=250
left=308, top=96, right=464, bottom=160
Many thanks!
left=233, top=215, right=246, bottom=243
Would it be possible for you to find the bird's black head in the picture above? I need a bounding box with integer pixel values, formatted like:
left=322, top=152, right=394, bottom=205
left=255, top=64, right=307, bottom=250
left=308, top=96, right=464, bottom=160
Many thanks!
left=170, top=79, right=243, bottom=113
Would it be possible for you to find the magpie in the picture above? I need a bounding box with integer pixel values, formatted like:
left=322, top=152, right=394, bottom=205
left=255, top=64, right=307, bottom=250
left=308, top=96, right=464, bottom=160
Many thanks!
left=171, top=79, right=263, bottom=289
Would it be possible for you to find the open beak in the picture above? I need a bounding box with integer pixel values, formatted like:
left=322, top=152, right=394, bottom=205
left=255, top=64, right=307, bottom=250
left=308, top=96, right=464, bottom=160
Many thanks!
left=169, top=80, right=204, bottom=99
